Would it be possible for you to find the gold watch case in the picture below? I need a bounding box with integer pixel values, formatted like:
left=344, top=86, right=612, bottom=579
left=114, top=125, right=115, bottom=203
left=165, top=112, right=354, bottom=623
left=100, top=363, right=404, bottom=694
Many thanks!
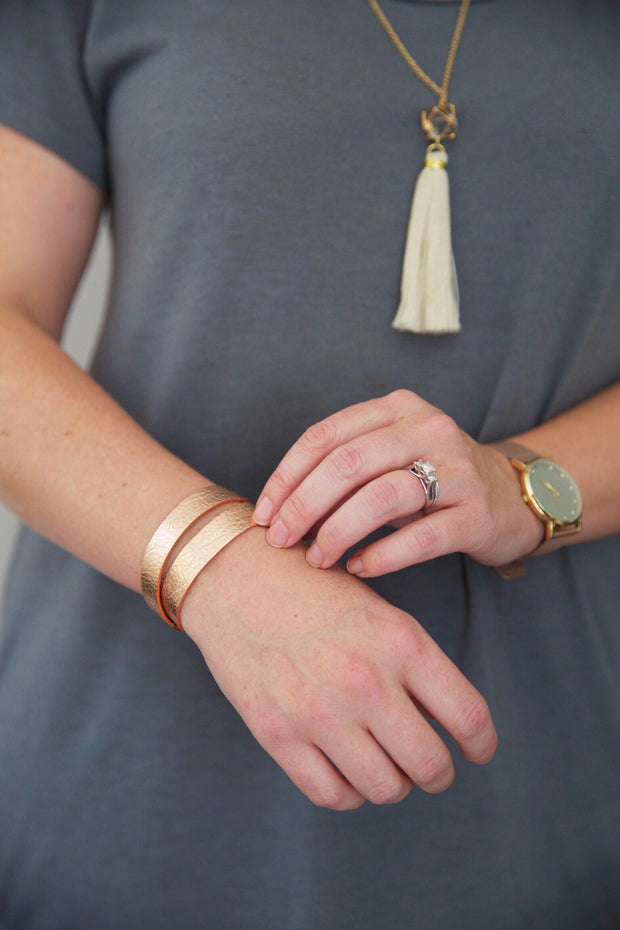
left=511, top=456, right=583, bottom=540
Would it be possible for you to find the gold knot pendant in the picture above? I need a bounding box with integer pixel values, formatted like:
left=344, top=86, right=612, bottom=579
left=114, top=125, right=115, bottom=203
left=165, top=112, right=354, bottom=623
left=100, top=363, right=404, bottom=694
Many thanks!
left=421, top=103, right=458, bottom=142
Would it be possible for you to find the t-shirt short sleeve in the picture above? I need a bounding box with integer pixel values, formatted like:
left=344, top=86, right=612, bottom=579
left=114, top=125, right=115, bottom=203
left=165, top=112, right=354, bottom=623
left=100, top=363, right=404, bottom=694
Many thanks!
left=0, top=0, right=107, bottom=191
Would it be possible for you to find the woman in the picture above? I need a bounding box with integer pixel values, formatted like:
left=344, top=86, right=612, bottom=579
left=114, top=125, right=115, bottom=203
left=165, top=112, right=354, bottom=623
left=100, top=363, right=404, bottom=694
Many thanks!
left=0, top=1, right=618, bottom=927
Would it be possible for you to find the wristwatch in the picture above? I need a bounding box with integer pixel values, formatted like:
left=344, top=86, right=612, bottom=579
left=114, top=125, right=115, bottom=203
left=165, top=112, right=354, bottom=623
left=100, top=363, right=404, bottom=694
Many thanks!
left=493, top=441, right=583, bottom=578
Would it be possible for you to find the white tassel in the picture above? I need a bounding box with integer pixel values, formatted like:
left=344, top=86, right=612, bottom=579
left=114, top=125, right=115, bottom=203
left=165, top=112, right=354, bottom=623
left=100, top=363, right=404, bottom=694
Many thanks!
left=392, top=145, right=460, bottom=335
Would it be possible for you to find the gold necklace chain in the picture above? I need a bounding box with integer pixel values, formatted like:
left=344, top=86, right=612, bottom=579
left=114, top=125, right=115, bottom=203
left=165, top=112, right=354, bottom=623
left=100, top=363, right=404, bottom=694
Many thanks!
left=366, top=0, right=472, bottom=334
left=367, top=0, right=471, bottom=109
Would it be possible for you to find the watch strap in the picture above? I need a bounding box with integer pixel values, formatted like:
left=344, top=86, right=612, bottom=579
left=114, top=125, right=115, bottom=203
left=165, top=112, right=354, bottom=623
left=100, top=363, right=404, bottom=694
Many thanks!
left=491, top=440, right=539, bottom=463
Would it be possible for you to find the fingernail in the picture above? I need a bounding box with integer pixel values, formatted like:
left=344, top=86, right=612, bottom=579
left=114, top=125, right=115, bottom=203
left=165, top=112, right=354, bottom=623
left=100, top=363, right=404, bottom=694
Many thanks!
left=306, top=543, right=324, bottom=568
left=347, top=555, right=363, bottom=574
left=253, top=496, right=273, bottom=525
left=267, top=519, right=289, bottom=548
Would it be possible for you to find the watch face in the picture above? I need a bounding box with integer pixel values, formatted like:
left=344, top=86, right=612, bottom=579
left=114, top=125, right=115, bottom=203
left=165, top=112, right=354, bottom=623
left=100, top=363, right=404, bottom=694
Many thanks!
left=526, top=459, right=583, bottom=524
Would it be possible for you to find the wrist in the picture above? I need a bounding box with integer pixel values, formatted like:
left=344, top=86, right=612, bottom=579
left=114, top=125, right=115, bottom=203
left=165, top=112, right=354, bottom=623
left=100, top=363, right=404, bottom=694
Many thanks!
left=140, top=485, right=257, bottom=631
left=489, top=441, right=583, bottom=577
left=487, top=444, right=545, bottom=555
left=179, top=522, right=268, bottom=643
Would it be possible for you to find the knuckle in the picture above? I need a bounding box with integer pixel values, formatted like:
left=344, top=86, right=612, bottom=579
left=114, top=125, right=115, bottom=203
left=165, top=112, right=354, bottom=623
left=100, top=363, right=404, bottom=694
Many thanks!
left=300, top=419, right=337, bottom=457
left=365, top=477, right=401, bottom=516
left=308, top=781, right=365, bottom=811
left=455, top=696, right=492, bottom=743
left=315, top=519, right=342, bottom=556
left=327, top=443, right=365, bottom=482
left=389, top=611, right=424, bottom=653
left=254, top=715, right=292, bottom=754
left=426, top=411, right=459, bottom=443
left=410, top=520, right=440, bottom=559
left=415, top=748, right=453, bottom=788
left=459, top=451, right=481, bottom=480
left=386, top=388, right=414, bottom=410
left=366, top=772, right=407, bottom=806
left=358, top=545, right=390, bottom=577
left=308, top=780, right=348, bottom=810
left=268, top=466, right=296, bottom=497
left=282, top=492, right=313, bottom=527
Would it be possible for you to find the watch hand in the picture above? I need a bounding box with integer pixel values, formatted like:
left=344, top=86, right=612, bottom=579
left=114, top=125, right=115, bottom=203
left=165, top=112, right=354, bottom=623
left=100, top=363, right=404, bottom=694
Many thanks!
left=543, top=481, right=560, bottom=498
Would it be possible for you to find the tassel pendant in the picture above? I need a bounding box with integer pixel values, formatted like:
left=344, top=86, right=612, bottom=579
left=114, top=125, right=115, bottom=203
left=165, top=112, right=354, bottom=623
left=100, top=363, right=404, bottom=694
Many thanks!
left=392, top=143, right=460, bottom=334
left=392, top=103, right=460, bottom=335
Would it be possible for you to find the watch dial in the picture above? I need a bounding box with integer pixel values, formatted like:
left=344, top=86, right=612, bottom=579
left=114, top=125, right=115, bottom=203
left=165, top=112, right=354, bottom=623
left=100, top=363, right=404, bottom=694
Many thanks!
left=528, top=459, right=583, bottom=523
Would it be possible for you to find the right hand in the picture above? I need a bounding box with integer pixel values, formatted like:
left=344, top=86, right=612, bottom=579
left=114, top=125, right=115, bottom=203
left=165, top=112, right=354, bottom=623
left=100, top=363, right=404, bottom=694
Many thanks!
left=181, top=527, right=497, bottom=810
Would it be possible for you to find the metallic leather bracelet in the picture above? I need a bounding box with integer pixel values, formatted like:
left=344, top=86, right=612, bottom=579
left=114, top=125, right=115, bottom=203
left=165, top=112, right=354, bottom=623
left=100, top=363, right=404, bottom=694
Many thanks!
left=141, top=486, right=247, bottom=627
left=161, top=501, right=257, bottom=631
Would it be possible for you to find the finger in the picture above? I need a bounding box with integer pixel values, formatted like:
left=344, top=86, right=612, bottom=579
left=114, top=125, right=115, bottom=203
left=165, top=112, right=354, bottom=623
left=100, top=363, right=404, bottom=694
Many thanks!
left=396, top=621, right=498, bottom=766
left=254, top=395, right=399, bottom=526
left=366, top=690, right=455, bottom=794
left=317, top=727, right=414, bottom=806
left=272, top=740, right=366, bottom=811
left=306, top=469, right=427, bottom=569
left=265, top=422, right=422, bottom=551
left=346, top=507, right=473, bottom=577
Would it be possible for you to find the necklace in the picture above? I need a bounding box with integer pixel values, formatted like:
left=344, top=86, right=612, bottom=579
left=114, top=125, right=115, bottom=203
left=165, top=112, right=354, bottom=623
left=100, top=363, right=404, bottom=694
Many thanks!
left=367, top=0, right=471, bottom=334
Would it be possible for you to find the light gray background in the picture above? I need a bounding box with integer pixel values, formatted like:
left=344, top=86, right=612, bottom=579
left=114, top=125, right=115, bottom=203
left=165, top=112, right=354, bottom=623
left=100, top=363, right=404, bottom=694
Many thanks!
left=0, top=220, right=112, bottom=600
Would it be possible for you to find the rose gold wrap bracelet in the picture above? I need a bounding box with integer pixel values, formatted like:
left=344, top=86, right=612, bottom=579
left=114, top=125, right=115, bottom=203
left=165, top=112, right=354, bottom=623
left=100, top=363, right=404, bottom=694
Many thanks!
left=141, top=486, right=247, bottom=627
left=161, top=501, right=257, bottom=631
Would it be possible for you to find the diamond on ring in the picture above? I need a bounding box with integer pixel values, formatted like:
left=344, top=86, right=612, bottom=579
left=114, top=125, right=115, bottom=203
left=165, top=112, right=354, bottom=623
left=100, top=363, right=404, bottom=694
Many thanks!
left=408, top=459, right=439, bottom=507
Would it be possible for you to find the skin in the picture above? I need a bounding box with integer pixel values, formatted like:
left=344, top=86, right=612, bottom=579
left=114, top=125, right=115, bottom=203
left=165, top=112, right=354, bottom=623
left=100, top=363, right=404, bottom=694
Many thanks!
left=0, top=124, right=617, bottom=810
left=0, top=125, right=497, bottom=810
left=255, top=384, right=620, bottom=577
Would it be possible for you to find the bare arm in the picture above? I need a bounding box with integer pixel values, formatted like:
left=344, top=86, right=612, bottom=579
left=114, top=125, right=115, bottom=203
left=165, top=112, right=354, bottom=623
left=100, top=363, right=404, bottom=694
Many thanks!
left=513, top=382, right=620, bottom=543
left=0, top=127, right=211, bottom=590
left=0, top=305, right=212, bottom=591
left=0, top=126, right=497, bottom=809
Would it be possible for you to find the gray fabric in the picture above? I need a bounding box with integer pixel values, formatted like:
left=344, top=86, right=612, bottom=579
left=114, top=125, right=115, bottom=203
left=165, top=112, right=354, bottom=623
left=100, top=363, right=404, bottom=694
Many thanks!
left=1, top=1, right=619, bottom=927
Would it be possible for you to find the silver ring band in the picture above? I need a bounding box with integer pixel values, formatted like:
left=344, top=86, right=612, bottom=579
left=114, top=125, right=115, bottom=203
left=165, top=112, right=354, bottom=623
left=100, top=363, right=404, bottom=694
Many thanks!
left=408, top=459, right=439, bottom=507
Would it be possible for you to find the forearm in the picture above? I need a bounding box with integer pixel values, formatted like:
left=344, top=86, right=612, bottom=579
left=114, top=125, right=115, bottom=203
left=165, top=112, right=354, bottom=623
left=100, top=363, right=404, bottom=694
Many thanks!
left=508, top=380, right=620, bottom=544
left=0, top=302, right=212, bottom=592
left=0, top=303, right=502, bottom=811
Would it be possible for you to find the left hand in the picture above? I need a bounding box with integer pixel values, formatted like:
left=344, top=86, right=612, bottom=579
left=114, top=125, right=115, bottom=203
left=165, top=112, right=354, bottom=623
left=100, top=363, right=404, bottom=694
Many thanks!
left=254, top=390, right=544, bottom=577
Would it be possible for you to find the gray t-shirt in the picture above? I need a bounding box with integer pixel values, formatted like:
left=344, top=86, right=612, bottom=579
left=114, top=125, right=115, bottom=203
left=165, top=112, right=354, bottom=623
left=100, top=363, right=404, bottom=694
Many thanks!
left=0, top=2, right=619, bottom=928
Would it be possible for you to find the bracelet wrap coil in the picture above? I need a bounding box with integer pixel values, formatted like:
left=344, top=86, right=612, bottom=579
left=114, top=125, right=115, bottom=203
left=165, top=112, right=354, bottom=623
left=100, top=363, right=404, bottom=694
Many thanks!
left=141, top=486, right=247, bottom=627
left=161, top=501, right=257, bottom=630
